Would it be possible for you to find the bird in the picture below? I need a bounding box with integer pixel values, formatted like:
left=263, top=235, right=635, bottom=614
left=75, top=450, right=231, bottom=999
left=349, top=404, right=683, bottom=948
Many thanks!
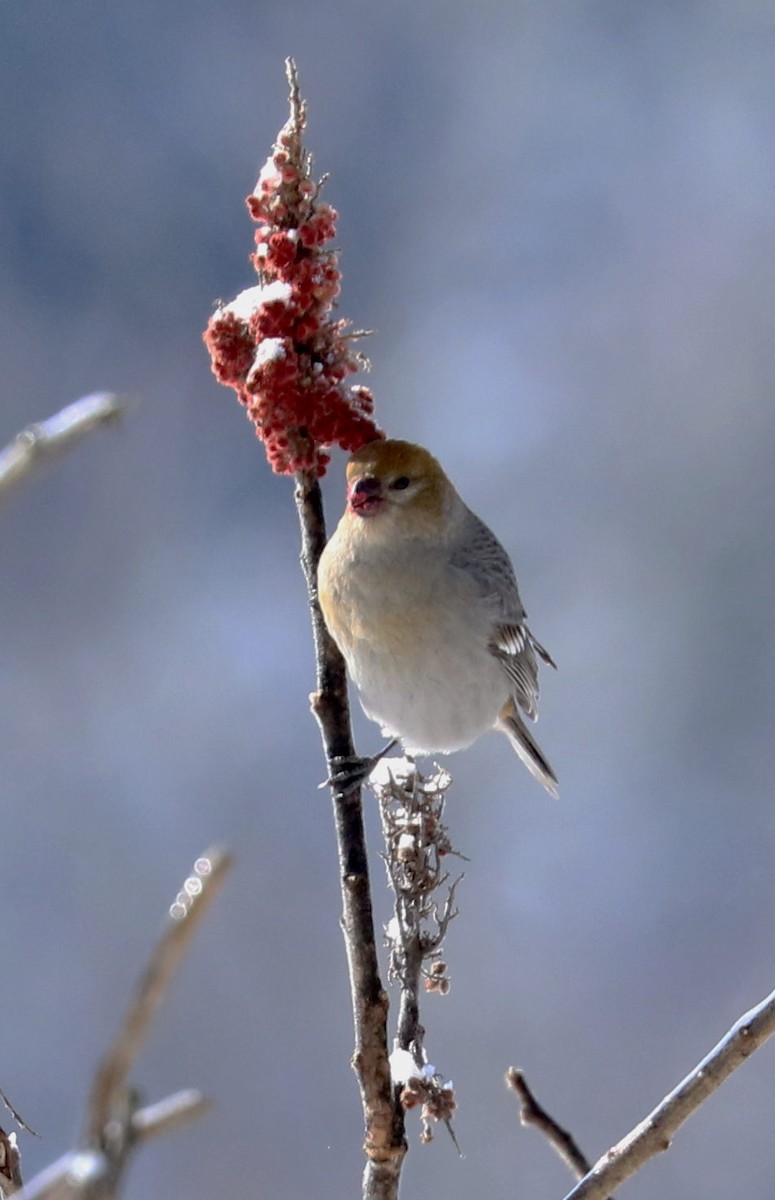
left=317, top=439, right=558, bottom=796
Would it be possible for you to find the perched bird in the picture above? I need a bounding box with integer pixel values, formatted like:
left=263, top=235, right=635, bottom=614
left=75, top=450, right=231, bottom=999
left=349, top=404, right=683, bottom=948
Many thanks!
left=317, top=439, right=558, bottom=796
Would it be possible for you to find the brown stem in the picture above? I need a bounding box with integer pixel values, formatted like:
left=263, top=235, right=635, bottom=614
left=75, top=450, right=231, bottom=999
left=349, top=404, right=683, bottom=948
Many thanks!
left=505, top=1068, right=615, bottom=1196
left=294, top=471, right=406, bottom=1198
left=395, top=936, right=424, bottom=1057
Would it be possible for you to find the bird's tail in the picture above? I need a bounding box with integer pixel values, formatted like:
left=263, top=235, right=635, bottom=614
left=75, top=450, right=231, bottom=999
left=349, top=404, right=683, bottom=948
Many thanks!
left=497, top=700, right=559, bottom=798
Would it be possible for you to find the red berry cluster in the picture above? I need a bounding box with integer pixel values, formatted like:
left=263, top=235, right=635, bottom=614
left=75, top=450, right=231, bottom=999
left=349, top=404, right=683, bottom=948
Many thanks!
left=203, top=71, right=382, bottom=476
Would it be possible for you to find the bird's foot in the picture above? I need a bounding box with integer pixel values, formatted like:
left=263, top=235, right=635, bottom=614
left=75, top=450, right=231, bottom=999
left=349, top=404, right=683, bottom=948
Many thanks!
left=321, top=738, right=399, bottom=796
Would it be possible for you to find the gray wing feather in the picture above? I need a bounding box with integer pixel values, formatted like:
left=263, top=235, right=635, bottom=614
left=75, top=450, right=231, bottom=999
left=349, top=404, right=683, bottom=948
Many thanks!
left=451, top=508, right=555, bottom=721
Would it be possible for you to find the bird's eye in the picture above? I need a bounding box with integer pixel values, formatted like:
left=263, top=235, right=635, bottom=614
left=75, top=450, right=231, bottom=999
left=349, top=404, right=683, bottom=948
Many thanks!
left=390, top=476, right=411, bottom=491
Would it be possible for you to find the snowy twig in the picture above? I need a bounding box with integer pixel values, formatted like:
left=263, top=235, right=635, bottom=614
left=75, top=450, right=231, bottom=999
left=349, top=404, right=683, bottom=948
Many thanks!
left=374, top=760, right=460, bottom=1147
left=0, top=394, right=125, bottom=502
left=562, top=982, right=775, bottom=1200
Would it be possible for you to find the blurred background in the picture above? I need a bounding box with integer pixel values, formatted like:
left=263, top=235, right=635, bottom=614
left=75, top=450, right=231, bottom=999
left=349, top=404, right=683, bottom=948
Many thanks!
left=2, top=1, right=775, bottom=1197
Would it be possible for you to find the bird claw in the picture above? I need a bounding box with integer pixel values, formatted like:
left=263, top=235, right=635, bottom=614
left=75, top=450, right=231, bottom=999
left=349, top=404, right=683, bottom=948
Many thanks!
left=320, top=738, right=398, bottom=796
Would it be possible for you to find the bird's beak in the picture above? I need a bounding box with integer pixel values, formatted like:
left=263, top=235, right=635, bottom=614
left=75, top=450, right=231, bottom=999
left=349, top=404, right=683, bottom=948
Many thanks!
left=347, top=475, right=385, bottom=516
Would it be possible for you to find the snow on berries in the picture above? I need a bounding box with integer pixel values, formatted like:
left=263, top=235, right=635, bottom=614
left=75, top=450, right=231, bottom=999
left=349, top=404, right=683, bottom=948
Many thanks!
left=204, top=61, right=382, bottom=476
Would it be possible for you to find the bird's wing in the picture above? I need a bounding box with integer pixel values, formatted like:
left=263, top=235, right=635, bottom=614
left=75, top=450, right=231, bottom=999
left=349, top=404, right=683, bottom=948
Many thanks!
left=489, top=621, right=556, bottom=719
left=450, top=510, right=526, bottom=622
left=451, top=509, right=555, bottom=721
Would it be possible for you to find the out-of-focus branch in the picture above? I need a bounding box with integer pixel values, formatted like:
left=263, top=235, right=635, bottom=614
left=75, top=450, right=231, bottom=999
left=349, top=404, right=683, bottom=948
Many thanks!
left=562, top=982, right=775, bottom=1200
left=130, top=1089, right=211, bottom=1144
left=0, top=394, right=125, bottom=502
left=85, top=848, right=232, bottom=1143
left=12, top=1094, right=210, bottom=1200
left=295, top=471, right=406, bottom=1200
left=11, top=1150, right=108, bottom=1200
left=14, top=849, right=232, bottom=1200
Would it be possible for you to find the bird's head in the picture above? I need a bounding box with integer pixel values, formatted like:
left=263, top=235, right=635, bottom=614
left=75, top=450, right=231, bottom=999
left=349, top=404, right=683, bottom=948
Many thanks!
left=344, top=440, right=457, bottom=539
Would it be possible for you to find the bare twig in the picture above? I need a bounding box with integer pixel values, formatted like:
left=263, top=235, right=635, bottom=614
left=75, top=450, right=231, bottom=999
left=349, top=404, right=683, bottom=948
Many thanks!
left=294, top=469, right=405, bottom=1200
left=0, top=394, right=125, bottom=501
left=562, top=982, right=775, bottom=1200
left=0, top=1091, right=37, bottom=1140
left=506, top=1068, right=600, bottom=1183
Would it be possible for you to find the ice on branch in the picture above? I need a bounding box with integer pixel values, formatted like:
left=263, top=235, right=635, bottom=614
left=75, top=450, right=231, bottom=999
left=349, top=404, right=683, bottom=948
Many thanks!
left=389, top=1047, right=423, bottom=1086
left=203, top=59, right=383, bottom=476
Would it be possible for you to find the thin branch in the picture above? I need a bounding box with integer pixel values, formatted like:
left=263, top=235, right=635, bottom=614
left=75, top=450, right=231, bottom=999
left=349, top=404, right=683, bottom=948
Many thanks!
left=505, top=1068, right=604, bottom=1186
left=563, top=982, right=775, bottom=1200
left=393, top=929, right=424, bottom=1064
left=0, top=1091, right=37, bottom=1139
left=0, top=394, right=125, bottom=501
left=16, top=850, right=231, bottom=1200
left=294, top=470, right=405, bottom=1200
left=84, top=848, right=232, bottom=1143
left=83, top=850, right=231, bottom=1141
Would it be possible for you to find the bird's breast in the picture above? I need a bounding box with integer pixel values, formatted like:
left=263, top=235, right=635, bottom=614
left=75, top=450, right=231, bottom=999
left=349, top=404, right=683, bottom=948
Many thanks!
left=318, top=531, right=507, bottom=752
left=321, top=538, right=453, bottom=651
